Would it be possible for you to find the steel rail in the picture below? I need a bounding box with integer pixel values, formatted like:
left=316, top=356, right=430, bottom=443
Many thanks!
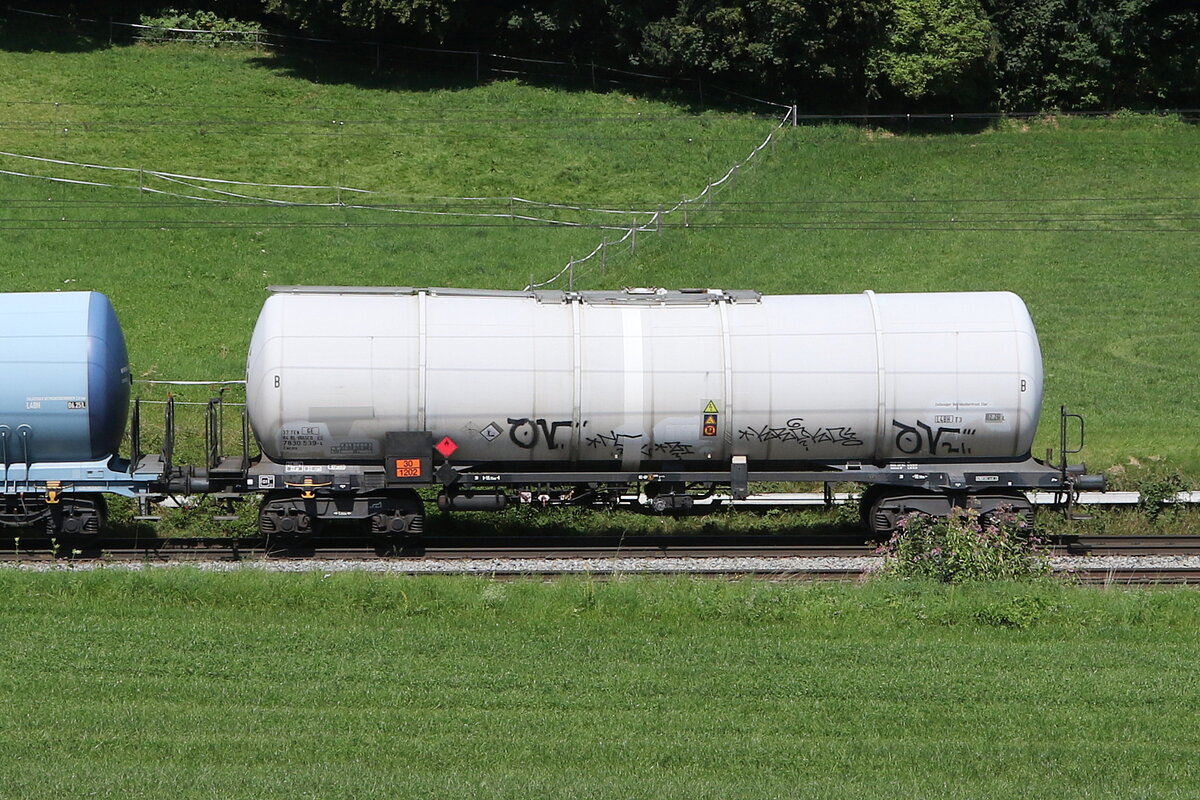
left=4, top=533, right=1200, bottom=562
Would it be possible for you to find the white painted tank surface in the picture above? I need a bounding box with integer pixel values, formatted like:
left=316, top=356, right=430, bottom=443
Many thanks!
left=246, top=287, right=1043, bottom=468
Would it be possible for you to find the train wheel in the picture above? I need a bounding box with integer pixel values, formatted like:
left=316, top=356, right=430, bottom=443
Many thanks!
left=258, top=492, right=317, bottom=539
left=865, top=488, right=1036, bottom=540
left=971, top=490, right=1036, bottom=529
left=369, top=511, right=424, bottom=536
left=45, top=496, right=107, bottom=538
left=368, top=490, right=425, bottom=549
left=862, top=488, right=954, bottom=540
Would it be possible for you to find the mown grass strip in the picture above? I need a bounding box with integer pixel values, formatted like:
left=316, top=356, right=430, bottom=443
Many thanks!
left=1, top=571, right=1199, bottom=799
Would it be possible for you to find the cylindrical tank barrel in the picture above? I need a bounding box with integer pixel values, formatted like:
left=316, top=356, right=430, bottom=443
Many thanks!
left=246, top=287, right=1043, bottom=468
left=0, top=291, right=131, bottom=463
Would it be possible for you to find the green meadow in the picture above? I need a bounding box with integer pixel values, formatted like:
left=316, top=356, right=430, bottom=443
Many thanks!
left=0, top=28, right=1196, bottom=479
left=2, top=570, right=1200, bottom=800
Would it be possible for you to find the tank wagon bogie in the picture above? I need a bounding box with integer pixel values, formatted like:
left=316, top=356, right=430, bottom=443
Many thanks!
left=256, top=487, right=424, bottom=537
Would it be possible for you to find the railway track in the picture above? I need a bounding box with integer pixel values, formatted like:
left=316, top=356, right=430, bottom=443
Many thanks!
left=3, top=533, right=876, bottom=562
left=4, top=534, right=1200, bottom=585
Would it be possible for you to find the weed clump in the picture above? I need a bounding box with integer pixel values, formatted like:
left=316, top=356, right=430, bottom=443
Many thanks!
left=138, top=9, right=261, bottom=46
left=875, top=507, right=1051, bottom=584
left=1136, top=469, right=1189, bottom=522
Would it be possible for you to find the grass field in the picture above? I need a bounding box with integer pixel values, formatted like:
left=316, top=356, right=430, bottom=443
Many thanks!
left=0, top=26, right=1196, bottom=480
left=1, top=570, right=1199, bottom=799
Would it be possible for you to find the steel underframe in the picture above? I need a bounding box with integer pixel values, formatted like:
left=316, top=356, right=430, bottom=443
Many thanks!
left=0, top=457, right=163, bottom=498
left=241, top=455, right=1071, bottom=500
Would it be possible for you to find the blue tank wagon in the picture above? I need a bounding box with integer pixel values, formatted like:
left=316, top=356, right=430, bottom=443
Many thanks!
left=0, top=292, right=162, bottom=533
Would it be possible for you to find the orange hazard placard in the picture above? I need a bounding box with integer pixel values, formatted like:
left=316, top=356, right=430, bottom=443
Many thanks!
left=395, top=458, right=423, bottom=478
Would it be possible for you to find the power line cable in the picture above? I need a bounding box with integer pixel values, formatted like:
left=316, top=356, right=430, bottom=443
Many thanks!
left=2, top=195, right=1196, bottom=209
left=1, top=217, right=1191, bottom=231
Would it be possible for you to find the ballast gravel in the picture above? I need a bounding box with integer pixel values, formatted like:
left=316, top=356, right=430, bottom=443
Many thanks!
left=4, top=555, right=1200, bottom=575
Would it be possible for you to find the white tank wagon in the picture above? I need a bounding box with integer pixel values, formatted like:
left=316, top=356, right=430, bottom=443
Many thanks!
left=248, top=287, right=1044, bottom=465
left=240, top=286, right=1102, bottom=537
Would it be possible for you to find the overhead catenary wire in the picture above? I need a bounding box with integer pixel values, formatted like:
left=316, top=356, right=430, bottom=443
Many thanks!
left=2, top=143, right=1195, bottom=234
left=1, top=206, right=1193, bottom=228
left=0, top=222, right=1193, bottom=233
left=1, top=193, right=1194, bottom=233
left=0, top=149, right=696, bottom=226
left=3, top=195, right=1197, bottom=209
left=525, top=105, right=797, bottom=289
left=0, top=150, right=372, bottom=192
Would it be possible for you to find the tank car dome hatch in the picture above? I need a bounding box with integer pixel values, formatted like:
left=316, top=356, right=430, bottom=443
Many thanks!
left=245, top=286, right=1044, bottom=469
left=0, top=291, right=131, bottom=463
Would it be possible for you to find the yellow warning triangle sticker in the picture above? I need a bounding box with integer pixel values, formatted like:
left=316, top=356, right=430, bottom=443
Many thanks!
left=704, top=401, right=719, bottom=414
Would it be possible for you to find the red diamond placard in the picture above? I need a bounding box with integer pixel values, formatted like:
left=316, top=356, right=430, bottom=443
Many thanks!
left=434, top=436, right=458, bottom=458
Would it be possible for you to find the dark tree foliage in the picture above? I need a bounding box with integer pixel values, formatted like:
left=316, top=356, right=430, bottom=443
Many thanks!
left=257, top=0, right=1195, bottom=109
left=64, top=1, right=264, bottom=19
left=262, top=0, right=454, bottom=37
left=25, top=1, right=1198, bottom=109
left=636, top=1, right=889, bottom=107
left=986, top=0, right=1200, bottom=109
left=866, top=0, right=995, bottom=105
